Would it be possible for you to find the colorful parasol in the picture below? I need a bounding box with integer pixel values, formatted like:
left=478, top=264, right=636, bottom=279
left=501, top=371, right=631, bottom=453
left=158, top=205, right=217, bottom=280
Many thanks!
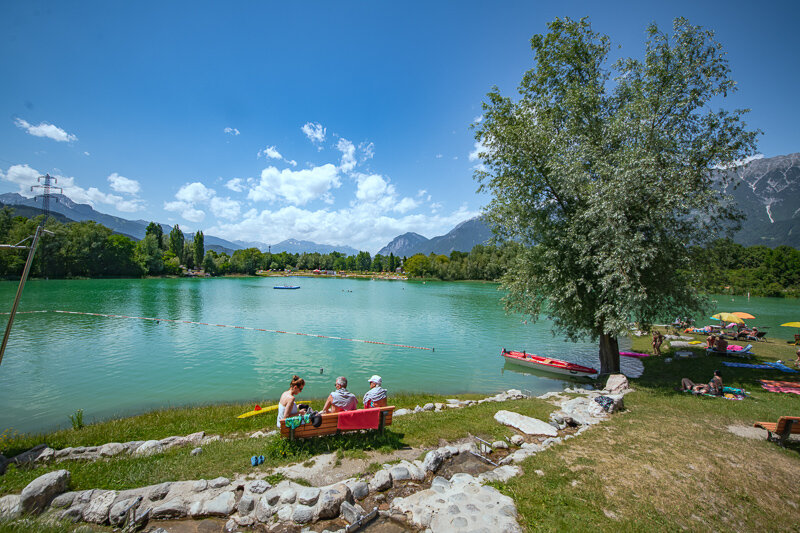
left=732, top=312, right=755, bottom=320
left=711, top=312, right=744, bottom=325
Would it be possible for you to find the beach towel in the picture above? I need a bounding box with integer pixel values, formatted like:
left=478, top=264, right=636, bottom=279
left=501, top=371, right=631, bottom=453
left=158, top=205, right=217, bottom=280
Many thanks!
left=337, top=407, right=382, bottom=430
left=765, top=362, right=799, bottom=373
left=758, top=380, right=800, bottom=394
left=722, top=362, right=773, bottom=370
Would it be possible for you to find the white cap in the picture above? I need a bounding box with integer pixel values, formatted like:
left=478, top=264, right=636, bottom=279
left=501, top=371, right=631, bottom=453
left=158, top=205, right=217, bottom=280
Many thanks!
left=368, top=375, right=382, bottom=385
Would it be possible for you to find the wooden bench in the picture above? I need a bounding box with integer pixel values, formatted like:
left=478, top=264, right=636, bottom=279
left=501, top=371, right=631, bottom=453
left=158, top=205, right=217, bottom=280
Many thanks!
left=280, top=406, right=395, bottom=441
left=753, top=416, right=800, bottom=447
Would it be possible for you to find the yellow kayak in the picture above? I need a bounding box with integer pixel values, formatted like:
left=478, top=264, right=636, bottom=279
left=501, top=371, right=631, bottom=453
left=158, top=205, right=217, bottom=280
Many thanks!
left=237, top=404, right=279, bottom=419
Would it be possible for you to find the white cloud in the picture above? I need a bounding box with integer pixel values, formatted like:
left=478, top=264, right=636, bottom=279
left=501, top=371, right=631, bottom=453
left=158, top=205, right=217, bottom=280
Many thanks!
left=107, top=173, right=140, bottom=194
left=210, top=196, right=241, bottom=220
left=164, top=200, right=206, bottom=222
left=473, top=115, right=484, bottom=124
left=176, top=182, right=215, bottom=204
left=249, top=164, right=341, bottom=205
left=468, top=140, right=488, bottom=171
left=83, top=151, right=90, bottom=156
left=394, top=197, right=418, bottom=213
left=181, top=207, right=206, bottom=222
left=258, top=145, right=283, bottom=159
left=287, top=159, right=298, bottom=167
left=337, top=138, right=356, bottom=173
left=1, top=164, right=40, bottom=190
left=224, top=127, right=240, bottom=136
left=417, top=189, right=427, bottom=197
left=301, top=122, right=326, bottom=147
left=14, top=118, right=77, bottom=142
left=225, top=178, right=245, bottom=193
left=355, top=173, right=393, bottom=203
left=715, top=154, right=765, bottom=169
left=1, top=164, right=144, bottom=213
left=359, top=141, right=375, bottom=162
left=206, top=202, right=480, bottom=254
left=435, top=154, right=443, bottom=159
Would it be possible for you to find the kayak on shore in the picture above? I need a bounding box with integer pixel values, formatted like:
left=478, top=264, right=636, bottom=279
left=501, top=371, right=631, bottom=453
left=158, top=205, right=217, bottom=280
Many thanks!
left=500, top=349, right=598, bottom=378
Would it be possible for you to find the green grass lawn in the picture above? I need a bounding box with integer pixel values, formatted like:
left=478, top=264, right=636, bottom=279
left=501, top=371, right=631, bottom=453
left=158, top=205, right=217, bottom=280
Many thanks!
left=2, top=334, right=799, bottom=532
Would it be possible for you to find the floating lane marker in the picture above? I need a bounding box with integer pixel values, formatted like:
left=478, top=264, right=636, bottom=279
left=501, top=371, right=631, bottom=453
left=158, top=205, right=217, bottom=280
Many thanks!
left=52, top=310, right=434, bottom=351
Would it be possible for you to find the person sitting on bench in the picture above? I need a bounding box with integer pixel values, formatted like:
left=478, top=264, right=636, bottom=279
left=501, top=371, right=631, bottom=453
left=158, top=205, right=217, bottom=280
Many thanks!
left=277, top=375, right=306, bottom=428
left=322, top=376, right=358, bottom=413
left=680, top=370, right=723, bottom=395
left=706, top=334, right=716, bottom=349
left=363, top=375, right=388, bottom=408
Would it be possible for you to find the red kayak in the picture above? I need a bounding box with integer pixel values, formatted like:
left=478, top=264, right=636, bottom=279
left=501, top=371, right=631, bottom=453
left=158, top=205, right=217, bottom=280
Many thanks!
left=620, top=351, right=649, bottom=358
left=500, top=349, right=598, bottom=377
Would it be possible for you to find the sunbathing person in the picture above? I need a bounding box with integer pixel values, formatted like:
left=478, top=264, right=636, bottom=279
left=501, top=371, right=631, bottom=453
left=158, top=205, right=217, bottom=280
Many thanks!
left=363, top=375, right=388, bottom=408
left=706, top=334, right=716, bottom=349
left=277, top=375, right=306, bottom=428
left=322, top=376, right=358, bottom=413
left=680, top=370, right=723, bottom=395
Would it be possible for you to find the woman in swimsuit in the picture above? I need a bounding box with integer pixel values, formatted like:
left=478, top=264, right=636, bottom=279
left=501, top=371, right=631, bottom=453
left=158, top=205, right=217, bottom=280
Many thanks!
left=277, top=375, right=306, bottom=428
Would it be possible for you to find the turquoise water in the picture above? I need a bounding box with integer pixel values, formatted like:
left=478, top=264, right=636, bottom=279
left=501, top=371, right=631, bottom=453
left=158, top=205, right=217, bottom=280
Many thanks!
left=0, top=277, right=794, bottom=434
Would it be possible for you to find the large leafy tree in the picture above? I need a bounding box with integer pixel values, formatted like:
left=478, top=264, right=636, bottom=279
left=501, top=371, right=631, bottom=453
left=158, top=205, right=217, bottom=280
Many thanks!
left=168, top=224, right=185, bottom=263
left=474, top=17, right=758, bottom=374
left=145, top=222, right=164, bottom=249
left=193, top=231, right=204, bottom=267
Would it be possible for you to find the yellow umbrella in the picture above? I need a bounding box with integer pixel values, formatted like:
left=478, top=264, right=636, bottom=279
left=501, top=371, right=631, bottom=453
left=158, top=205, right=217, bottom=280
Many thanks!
left=781, top=322, right=800, bottom=328
left=732, top=312, right=755, bottom=320
left=712, top=312, right=744, bottom=324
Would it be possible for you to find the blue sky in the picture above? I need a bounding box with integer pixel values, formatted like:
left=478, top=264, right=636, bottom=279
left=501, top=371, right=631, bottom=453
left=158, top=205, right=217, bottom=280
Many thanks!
left=1, top=1, right=798, bottom=252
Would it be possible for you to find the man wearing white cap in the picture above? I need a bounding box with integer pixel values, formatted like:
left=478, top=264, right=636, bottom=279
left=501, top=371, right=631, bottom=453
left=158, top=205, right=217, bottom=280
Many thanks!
left=363, top=375, right=388, bottom=408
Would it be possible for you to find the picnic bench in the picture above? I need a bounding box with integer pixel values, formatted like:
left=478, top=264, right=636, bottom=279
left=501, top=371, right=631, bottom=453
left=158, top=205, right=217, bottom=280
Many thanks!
left=280, top=406, right=395, bottom=441
left=753, top=416, right=800, bottom=447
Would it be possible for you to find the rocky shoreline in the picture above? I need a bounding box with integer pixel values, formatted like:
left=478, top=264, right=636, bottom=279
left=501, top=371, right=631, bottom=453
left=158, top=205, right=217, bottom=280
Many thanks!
left=0, top=375, right=631, bottom=532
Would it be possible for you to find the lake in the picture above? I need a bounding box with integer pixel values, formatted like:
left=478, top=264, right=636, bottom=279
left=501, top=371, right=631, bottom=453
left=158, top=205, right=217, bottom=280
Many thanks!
left=0, top=277, right=794, bottom=434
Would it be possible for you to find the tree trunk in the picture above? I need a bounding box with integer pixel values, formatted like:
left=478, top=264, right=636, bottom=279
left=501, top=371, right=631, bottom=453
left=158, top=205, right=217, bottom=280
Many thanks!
left=598, top=333, right=620, bottom=376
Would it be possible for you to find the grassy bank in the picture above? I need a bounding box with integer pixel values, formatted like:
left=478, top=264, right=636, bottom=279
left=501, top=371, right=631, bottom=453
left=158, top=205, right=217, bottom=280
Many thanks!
left=2, top=335, right=799, bottom=532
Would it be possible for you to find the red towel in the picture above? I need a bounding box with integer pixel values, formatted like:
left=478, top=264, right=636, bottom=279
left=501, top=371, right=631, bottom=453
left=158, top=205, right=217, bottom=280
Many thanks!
left=337, top=407, right=382, bottom=430
left=759, top=380, right=800, bottom=395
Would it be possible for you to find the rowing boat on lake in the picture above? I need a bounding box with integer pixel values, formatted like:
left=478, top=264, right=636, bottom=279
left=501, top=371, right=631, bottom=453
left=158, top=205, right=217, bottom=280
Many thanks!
left=500, top=349, right=598, bottom=378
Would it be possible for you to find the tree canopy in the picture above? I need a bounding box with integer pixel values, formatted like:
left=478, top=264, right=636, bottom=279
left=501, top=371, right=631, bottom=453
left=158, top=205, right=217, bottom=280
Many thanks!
left=473, top=17, right=759, bottom=373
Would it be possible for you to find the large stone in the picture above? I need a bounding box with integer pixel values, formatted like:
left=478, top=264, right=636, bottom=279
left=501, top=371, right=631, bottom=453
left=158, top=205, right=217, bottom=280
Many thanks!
left=83, top=489, right=117, bottom=523
left=0, top=495, right=21, bottom=518
left=422, top=449, right=445, bottom=473
left=393, top=408, right=410, bottom=416
left=133, top=440, right=163, bottom=457
left=148, top=482, right=172, bottom=501
left=237, top=493, right=255, bottom=515
left=246, top=479, right=271, bottom=494
left=297, top=487, right=320, bottom=506
left=254, top=496, right=276, bottom=522
left=203, top=491, right=236, bottom=516
left=11, top=444, right=48, bottom=465
left=604, top=374, right=630, bottom=394
left=279, top=487, right=296, bottom=504
left=193, top=479, right=208, bottom=492
left=317, top=483, right=352, bottom=519
left=292, top=504, right=314, bottom=523
left=391, top=475, right=522, bottom=532
left=151, top=498, right=186, bottom=519
left=99, top=443, right=125, bottom=457
left=347, top=480, right=369, bottom=501
left=19, top=469, right=70, bottom=514
left=390, top=465, right=411, bottom=482
left=209, top=476, right=230, bottom=488
left=369, top=469, right=393, bottom=492
left=50, top=491, right=77, bottom=509
left=509, top=434, right=525, bottom=446
left=422, top=403, right=435, bottom=411
left=108, top=496, right=142, bottom=527
left=494, top=410, right=558, bottom=437
left=262, top=488, right=280, bottom=506
left=340, top=500, right=360, bottom=524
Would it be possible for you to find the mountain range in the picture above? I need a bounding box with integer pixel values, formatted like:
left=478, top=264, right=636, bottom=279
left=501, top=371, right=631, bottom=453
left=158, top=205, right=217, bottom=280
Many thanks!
left=1, top=152, right=797, bottom=255
left=716, top=153, right=800, bottom=248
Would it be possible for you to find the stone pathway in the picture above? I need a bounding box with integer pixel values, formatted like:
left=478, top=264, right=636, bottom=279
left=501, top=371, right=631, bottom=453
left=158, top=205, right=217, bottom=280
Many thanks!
left=0, top=376, right=633, bottom=532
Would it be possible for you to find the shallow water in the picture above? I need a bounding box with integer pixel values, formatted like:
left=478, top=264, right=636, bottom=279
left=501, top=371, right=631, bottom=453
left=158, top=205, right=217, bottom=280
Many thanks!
left=0, top=277, right=789, bottom=434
